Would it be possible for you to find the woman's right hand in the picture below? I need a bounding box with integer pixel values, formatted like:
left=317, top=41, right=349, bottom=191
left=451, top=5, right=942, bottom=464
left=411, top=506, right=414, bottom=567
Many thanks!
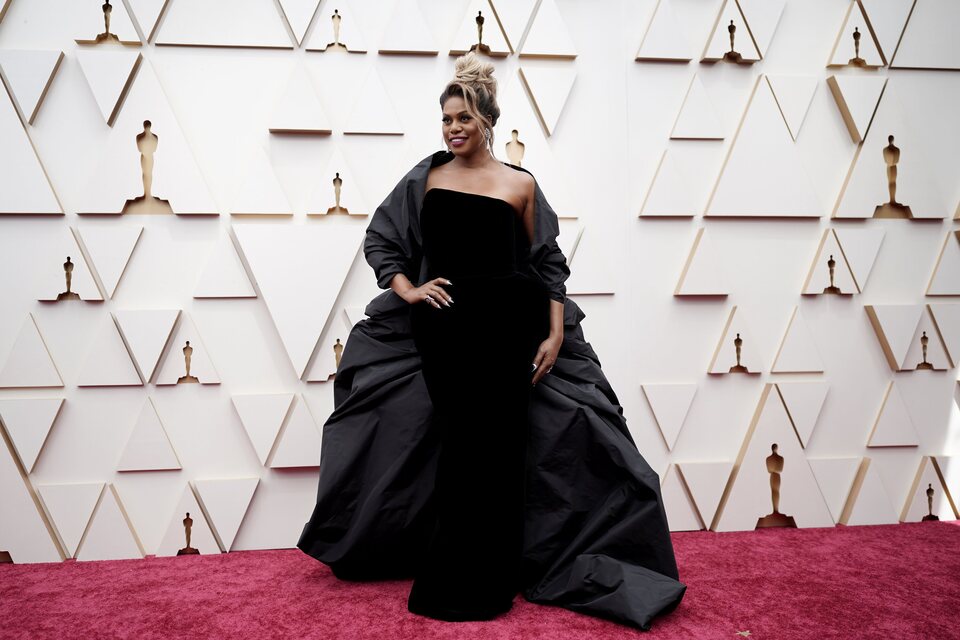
left=401, top=277, right=454, bottom=308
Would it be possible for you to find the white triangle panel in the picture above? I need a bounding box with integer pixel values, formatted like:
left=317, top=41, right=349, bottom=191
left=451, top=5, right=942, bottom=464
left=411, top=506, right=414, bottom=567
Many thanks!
left=519, top=0, right=576, bottom=58
left=234, top=221, right=365, bottom=377
left=343, top=68, right=403, bottom=135
left=518, top=65, right=576, bottom=137
left=154, top=313, right=221, bottom=385
left=155, top=485, right=220, bottom=556
left=701, top=0, right=761, bottom=62
left=76, top=317, right=142, bottom=387
left=868, top=381, right=920, bottom=447
left=270, top=396, right=321, bottom=468
left=900, top=308, right=950, bottom=371
left=706, top=77, right=821, bottom=218
left=890, top=0, right=960, bottom=70
left=865, top=304, right=923, bottom=371
left=305, top=146, right=368, bottom=216
left=641, top=383, right=697, bottom=451
left=377, top=0, right=438, bottom=55
left=826, top=75, right=887, bottom=143
left=833, top=227, right=884, bottom=292
left=671, top=74, right=724, bottom=140
left=776, top=381, right=829, bottom=448
left=828, top=1, right=885, bottom=67
left=75, top=223, right=143, bottom=298
left=230, top=144, right=294, bottom=214
left=0, top=314, right=63, bottom=389
left=35, top=229, right=102, bottom=301
left=0, top=82, right=61, bottom=214
left=75, top=49, right=142, bottom=126
left=675, top=461, right=733, bottom=528
left=193, top=477, right=259, bottom=551
left=927, top=232, right=960, bottom=295
left=232, top=393, right=293, bottom=465
left=126, top=0, right=172, bottom=42
left=635, top=0, right=692, bottom=62
left=640, top=149, right=698, bottom=217
left=842, top=458, right=898, bottom=525
left=76, top=59, right=218, bottom=215
left=714, top=385, right=833, bottom=532
left=736, top=0, right=785, bottom=58
left=833, top=91, right=946, bottom=219
left=37, top=482, right=103, bottom=558
left=278, top=0, right=321, bottom=47
left=0, top=434, right=62, bottom=563
left=772, top=307, right=824, bottom=373
left=809, top=456, right=860, bottom=523
left=802, top=229, right=857, bottom=295
left=113, top=309, right=180, bottom=382
left=268, top=64, right=333, bottom=134
left=900, top=456, right=957, bottom=522
left=766, top=75, right=817, bottom=141
left=194, top=236, right=256, bottom=298
left=116, top=398, right=181, bottom=471
left=674, top=228, right=730, bottom=295
left=708, top=306, right=764, bottom=374
left=0, top=397, right=62, bottom=473
left=0, top=49, right=63, bottom=124
left=155, top=0, right=293, bottom=48
left=860, top=0, right=915, bottom=65
left=928, top=304, right=960, bottom=368
left=662, top=464, right=703, bottom=531
left=490, top=0, right=537, bottom=53
left=75, top=485, right=144, bottom=561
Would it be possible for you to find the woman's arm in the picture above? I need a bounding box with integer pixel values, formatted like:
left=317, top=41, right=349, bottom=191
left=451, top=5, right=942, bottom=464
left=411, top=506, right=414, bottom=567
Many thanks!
left=521, top=173, right=568, bottom=385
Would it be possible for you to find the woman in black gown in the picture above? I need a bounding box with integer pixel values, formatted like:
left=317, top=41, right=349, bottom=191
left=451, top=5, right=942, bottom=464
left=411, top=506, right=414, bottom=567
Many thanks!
left=297, top=53, right=686, bottom=630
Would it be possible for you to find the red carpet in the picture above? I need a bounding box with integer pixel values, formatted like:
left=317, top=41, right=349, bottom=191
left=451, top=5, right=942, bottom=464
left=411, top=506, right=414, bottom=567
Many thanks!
left=2, top=522, right=958, bottom=639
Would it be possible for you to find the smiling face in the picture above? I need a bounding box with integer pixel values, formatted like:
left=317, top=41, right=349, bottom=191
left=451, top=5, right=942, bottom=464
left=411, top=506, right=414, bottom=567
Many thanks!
left=441, top=95, right=488, bottom=158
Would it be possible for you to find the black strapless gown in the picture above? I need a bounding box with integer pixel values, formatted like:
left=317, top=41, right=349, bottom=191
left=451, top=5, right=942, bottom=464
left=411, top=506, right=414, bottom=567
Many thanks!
left=406, top=187, right=551, bottom=620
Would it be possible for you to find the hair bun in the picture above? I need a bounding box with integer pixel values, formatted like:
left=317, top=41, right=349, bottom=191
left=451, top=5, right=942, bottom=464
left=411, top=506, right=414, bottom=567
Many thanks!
left=453, top=52, right=497, bottom=98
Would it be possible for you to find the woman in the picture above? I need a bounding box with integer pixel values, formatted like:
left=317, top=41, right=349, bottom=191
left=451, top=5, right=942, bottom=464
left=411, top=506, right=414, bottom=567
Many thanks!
left=297, top=53, right=686, bottom=630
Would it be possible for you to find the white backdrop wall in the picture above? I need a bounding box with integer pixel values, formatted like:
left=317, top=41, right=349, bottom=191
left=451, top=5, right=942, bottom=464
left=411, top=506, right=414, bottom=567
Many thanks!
left=1, top=0, right=959, bottom=562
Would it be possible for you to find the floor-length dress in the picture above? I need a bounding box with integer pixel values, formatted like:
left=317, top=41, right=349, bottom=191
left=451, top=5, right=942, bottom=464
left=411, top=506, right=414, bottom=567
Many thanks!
left=406, top=187, right=551, bottom=620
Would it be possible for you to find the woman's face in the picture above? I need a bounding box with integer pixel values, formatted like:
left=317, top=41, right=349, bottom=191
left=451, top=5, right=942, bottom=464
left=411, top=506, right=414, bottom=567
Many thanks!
left=441, top=96, right=486, bottom=157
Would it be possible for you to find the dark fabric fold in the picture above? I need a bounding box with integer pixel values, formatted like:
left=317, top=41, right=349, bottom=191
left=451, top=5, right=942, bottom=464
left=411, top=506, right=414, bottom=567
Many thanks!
left=298, top=152, right=686, bottom=630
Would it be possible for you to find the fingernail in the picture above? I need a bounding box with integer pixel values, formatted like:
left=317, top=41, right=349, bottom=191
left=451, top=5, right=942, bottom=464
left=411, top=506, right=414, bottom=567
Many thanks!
left=449, top=298, right=455, bottom=304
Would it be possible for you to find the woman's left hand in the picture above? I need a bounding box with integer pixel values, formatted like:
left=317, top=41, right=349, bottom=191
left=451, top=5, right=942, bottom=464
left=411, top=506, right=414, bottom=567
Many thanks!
left=531, top=333, right=562, bottom=386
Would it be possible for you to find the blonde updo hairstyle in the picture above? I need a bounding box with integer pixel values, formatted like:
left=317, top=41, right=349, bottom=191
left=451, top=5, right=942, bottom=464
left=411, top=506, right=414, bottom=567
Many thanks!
left=440, top=52, right=501, bottom=156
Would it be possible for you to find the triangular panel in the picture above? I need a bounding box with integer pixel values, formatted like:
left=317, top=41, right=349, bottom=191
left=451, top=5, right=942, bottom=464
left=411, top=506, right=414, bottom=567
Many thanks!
left=867, top=381, right=920, bottom=447
left=641, top=383, right=697, bottom=451
left=116, top=397, right=181, bottom=471
left=37, top=482, right=103, bottom=558
left=0, top=49, right=63, bottom=124
left=772, top=306, right=824, bottom=373
left=155, top=484, right=220, bottom=556
left=232, top=393, right=293, bottom=465
left=714, top=385, right=834, bottom=531
left=75, top=484, right=144, bottom=561
left=193, top=477, right=258, bottom=551
left=113, top=309, right=180, bottom=382
left=234, top=221, right=365, bottom=377
left=75, top=223, right=143, bottom=298
left=0, top=314, right=64, bottom=389
left=0, top=398, right=62, bottom=473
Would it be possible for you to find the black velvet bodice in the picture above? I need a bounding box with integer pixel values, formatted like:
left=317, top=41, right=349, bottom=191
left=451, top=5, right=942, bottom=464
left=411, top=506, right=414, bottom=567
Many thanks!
left=420, top=187, right=529, bottom=281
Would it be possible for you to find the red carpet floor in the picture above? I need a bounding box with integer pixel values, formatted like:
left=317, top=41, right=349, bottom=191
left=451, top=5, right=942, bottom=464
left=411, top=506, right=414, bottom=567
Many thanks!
left=2, top=522, right=958, bottom=639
